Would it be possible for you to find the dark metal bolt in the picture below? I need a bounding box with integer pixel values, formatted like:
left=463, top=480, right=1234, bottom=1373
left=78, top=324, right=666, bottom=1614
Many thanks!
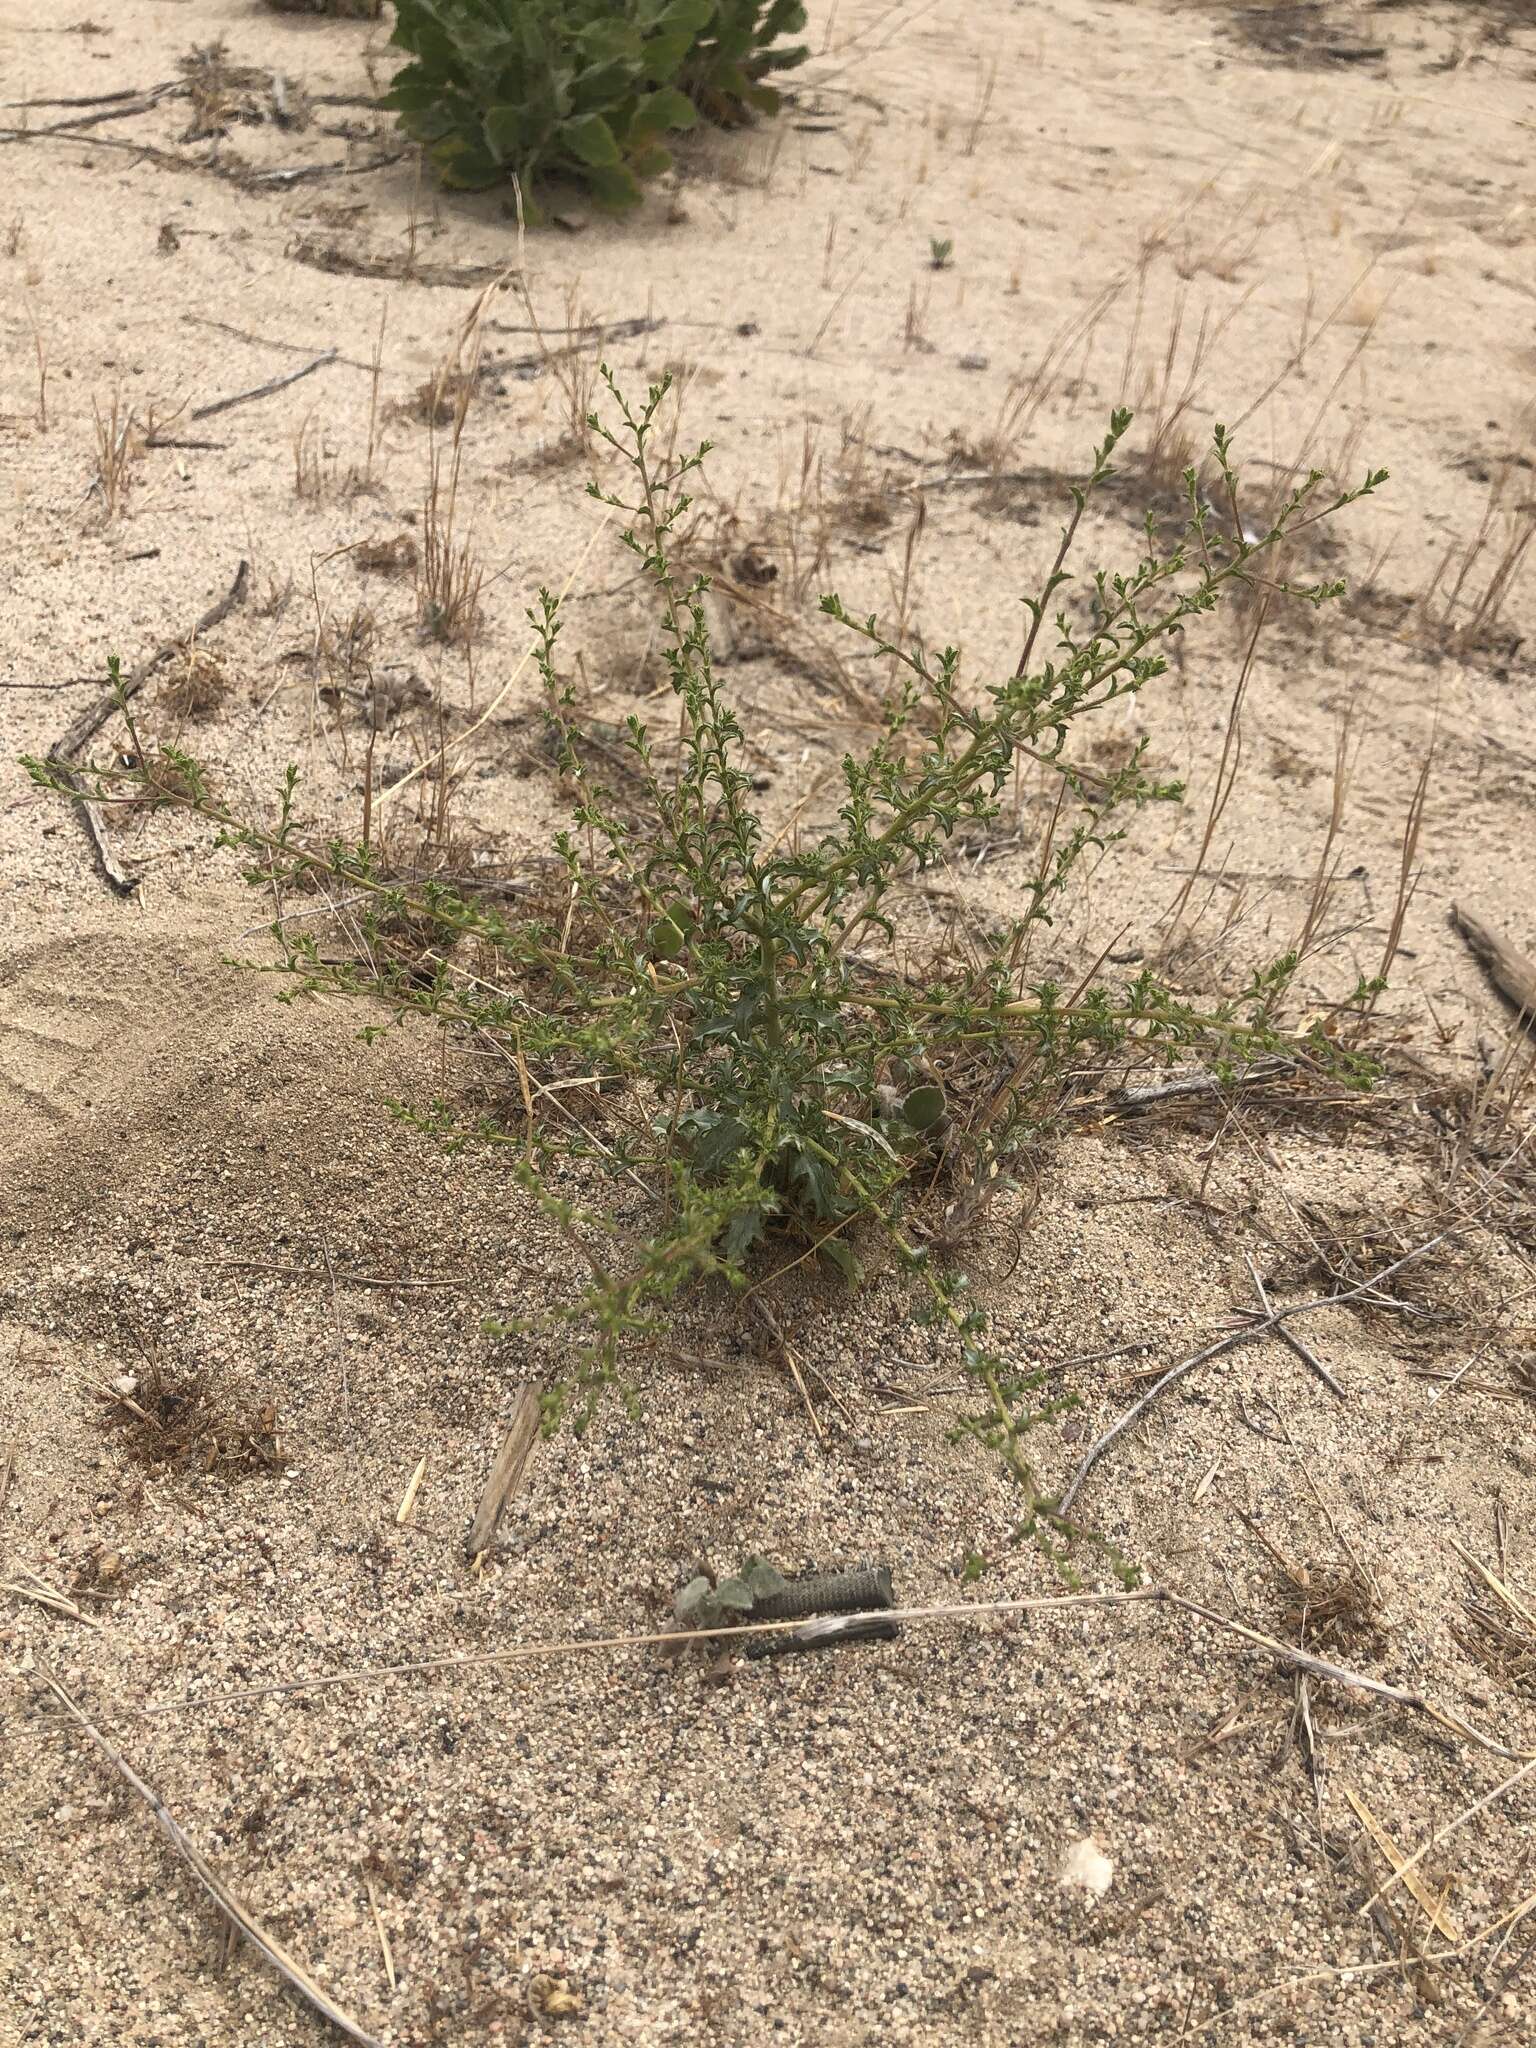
left=750, top=1565, right=894, bottom=1622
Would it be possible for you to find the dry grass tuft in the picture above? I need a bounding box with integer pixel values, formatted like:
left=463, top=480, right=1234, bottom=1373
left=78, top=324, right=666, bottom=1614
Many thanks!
left=519, top=282, right=602, bottom=469
left=354, top=532, right=420, bottom=578
left=315, top=601, right=379, bottom=685
left=415, top=288, right=499, bottom=645
left=98, top=1333, right=282, bottom=1479
left=292, top=412, right=374, bottom=502
left=91, top=389, right=140, bottom=523
left=403, top=365, right=477, bottom=429
left=1287, top=1203, right=1461, bottom=1320
left=160, top=647, right=232, bottom=722
left=1277, top=1557, right=1387, bottom=1658
left=1113, top=292, right=1222, bottom=517
left=1453, top=1542, right=1536, bottom=1695
left=1228, top=4, right=1387, bottom=71
left=1242, top=1509, right=1388, bottom=1659
left=1350, top=461, right=1534, bottom=668
left=1417, top=467, right=1534, bottom=661
left=419, top=462, right=483, bottom=644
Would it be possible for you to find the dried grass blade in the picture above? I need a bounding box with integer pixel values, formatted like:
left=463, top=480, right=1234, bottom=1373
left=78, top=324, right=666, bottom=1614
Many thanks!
left=3, top=1577, right=97, bottom=1626
left=1451, top=1538, right=1536, bottom=1637
left=1343, top=1782, right=1462, bottom=1941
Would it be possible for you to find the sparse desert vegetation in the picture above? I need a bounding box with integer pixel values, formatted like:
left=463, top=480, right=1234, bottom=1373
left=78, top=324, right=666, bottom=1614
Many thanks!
left=3, top=4, right=1536, bottom=2046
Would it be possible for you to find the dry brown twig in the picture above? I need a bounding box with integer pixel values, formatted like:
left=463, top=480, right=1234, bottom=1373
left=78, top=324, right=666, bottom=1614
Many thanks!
left=1245, top=1255, right=1346, bottom=1400
left=1058, top=1230, right=1459, bottom=1512
left=14, top=1586, right=1528, bottom=1764
left=46, top=559, right=251, bottom=894
left=749, top=1296, right=827, bottom=1447
left=0, top=122, right=402, bottom=189
left=364, top=1876, right=396, bottom=1994
left=191, top=347, right=338, bottom=423
left=1452, top=904, right=1536, bottom=1027
left=2, top=1567, right=96, bottom=1626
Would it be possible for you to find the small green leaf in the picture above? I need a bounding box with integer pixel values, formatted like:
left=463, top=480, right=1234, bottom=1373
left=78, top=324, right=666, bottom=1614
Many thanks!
left=902, top=1083, right=947, bottom=1132
left=740, top=1555, right=786, bottom=1600
left=482, top=104, right=529, bottom=164
left=659, top=0, right=714, bottom=31
left=628, top=141, right=674, bottom=181
left=633, top=85, right=699, bottom=138
left=561, top=112, right=621, bottom=167
left=720, top=1202, right=769, bottom=1260
left=685, top=1113, right=751, bottom=1177
left=585, top=162, right=645, bottom=212
left=640, top=28, right=697, bottom=82
left=817, top=1236, right=862, bottom=1287
left=674, top=1575, right=715, bottom=1625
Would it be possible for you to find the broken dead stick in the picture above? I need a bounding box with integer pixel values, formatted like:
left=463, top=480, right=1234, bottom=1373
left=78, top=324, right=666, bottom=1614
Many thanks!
left=464, top=1386, right=542, bottom=1559
left=46, top=558, right=249, bottom=894
left=191, top=349, right=338, bottom=422
left=1451, top=903, right=1536, bottom=1027
left=1245, top=1255, right=1346, bottom=1401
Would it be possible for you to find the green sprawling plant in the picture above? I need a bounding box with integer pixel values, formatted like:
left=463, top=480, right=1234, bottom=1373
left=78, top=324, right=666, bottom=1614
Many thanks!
left=28, top=380, right=1384, bottom=1574
left=385, top=0, right=808, bottom=209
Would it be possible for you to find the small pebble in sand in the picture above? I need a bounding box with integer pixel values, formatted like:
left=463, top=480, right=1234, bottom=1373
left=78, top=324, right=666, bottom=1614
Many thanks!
left=1058, top=1836, right=1114, bottom=1897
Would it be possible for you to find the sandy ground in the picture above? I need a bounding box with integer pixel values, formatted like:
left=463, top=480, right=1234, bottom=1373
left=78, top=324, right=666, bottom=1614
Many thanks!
left=3, top=1, right=1536, bottom=2043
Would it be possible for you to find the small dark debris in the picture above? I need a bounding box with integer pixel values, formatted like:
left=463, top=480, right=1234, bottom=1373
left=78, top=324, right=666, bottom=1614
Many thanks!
left=354, top=532, right=419, bottom=577
left=1230, top=5, right=1385, bottom=68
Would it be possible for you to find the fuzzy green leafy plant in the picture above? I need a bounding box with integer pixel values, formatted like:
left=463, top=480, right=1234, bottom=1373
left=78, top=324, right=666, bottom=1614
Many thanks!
left=28, top=378, right=1384, bottom=1576
left=385, top=0, right=809, bottom=210
left=674, top=1555, right=785, bottom=1628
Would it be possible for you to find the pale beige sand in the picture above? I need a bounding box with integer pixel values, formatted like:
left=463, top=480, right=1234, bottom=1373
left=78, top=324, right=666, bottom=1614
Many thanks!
left=3, top=3, right=1536, bottom=2044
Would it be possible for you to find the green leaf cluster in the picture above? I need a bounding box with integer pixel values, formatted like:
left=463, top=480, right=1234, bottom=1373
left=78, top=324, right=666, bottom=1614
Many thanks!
left=674, top=1555, right=786, bottom=1628
left=385, top=0, right=809, bottom=209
